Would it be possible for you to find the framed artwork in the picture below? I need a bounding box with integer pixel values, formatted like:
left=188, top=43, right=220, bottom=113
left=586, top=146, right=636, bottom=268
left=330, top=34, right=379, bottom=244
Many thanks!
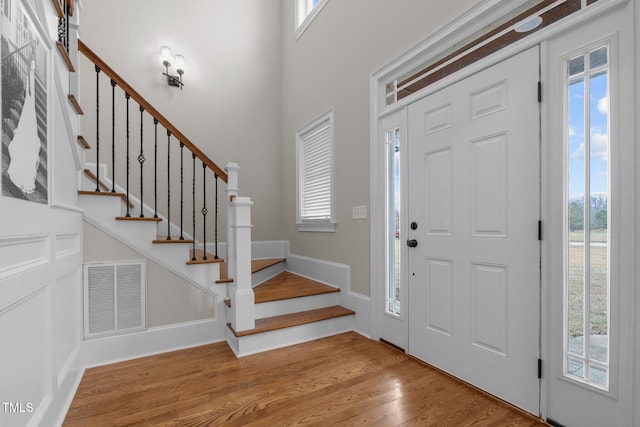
left=1, top=0, right=49, bottom=204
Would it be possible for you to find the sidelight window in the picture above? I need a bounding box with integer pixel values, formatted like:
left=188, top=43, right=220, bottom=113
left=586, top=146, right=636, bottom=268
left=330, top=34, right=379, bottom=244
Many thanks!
left=385, top=127, right=401, bottom=316
left=565, top=44, right=610, bottom=390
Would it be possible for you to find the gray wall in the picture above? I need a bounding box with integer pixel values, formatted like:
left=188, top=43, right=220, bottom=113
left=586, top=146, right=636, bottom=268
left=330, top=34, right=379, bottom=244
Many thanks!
left=280, top=0, right=474, bottom=296
left=83, top=222, right=215, bottom=327
left=80, top=0, right=284, bottom=241
left=80, top=0, right=476, bottom=298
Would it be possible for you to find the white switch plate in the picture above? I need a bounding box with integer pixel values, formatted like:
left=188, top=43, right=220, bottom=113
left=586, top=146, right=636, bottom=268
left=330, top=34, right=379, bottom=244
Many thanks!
left=352, top=205, right=367, bottom=219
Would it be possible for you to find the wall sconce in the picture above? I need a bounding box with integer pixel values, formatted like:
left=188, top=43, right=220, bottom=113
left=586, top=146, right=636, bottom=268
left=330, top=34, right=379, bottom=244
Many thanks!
left=161, top=46, right=185, bottom=89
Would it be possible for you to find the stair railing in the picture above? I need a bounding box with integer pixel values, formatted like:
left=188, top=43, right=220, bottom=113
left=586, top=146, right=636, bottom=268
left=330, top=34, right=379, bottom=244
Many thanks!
left=78, top=40, right=227, bottom=258
left=77, top=40, right=255, bottom=331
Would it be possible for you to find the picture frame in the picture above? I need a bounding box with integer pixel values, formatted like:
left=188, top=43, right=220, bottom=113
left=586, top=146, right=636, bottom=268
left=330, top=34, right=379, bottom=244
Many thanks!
left=1, top=0, right=50, bottom=204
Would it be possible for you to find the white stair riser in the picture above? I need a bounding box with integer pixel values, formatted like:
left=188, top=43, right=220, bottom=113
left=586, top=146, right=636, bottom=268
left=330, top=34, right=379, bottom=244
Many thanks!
left=226, top=314, right=355, bottom=357
left=251, top=261, right=286, bottom=287
left=79, top=195, right=221, bottom=291
left=79, top=193, right=126, bottom=219
left=254, top=292, right=340, bottom=318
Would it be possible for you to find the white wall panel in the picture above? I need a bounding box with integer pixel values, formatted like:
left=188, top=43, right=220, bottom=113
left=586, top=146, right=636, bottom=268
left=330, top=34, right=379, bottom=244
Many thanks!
left=0, top=235, right=49, bottom=279
left=0, top=289, right=48, bottom=426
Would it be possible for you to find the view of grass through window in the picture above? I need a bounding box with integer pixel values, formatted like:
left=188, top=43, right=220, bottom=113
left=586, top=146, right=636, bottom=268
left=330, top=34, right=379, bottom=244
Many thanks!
left=566, top=45, right=610, bottom=389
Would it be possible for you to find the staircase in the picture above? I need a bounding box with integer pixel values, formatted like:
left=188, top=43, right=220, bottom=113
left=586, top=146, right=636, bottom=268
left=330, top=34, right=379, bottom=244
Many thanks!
left=78, top=176, right=355, bottom=356
left=224, top=264, right=355, bottom=357
left=74, top=39, right=356, bottom=357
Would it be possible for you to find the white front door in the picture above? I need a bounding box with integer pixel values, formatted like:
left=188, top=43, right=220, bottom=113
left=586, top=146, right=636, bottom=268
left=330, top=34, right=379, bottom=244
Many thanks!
left=407, top=46, right=541, bottom=414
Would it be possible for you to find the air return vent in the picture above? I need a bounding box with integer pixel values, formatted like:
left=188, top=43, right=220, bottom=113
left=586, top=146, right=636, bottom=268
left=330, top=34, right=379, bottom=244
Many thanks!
left=84, top=261, right=146, bottom=339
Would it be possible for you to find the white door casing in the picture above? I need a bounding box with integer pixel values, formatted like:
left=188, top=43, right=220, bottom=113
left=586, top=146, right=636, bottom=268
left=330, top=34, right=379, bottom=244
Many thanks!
left=545, top=4, right=635, bottom=426
left=407, top=46, right=541, bottom=415
left=371, top=1, right=636, bottom=423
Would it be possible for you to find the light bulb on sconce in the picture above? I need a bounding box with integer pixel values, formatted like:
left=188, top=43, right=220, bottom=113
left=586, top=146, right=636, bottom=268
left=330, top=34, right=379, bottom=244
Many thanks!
left=160, top=46, right=185, bottom=89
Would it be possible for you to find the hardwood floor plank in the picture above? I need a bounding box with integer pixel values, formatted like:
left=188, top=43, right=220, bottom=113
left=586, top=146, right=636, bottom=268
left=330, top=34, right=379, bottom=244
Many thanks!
left=64, top=332, right=548, bottom=426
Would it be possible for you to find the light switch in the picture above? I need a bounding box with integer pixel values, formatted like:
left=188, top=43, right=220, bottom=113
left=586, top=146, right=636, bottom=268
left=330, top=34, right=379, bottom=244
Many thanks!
left=352, top=205, right=367, bottom=219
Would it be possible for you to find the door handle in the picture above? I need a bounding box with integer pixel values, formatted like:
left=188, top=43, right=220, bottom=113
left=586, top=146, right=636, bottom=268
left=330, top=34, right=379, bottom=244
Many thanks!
left=407, top=239, right=418, bottom=248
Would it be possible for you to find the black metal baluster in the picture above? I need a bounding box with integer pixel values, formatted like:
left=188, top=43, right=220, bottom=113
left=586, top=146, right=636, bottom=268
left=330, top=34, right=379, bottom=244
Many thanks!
left=166, top=130, right=172, bottom=240
left=110, top=79, right=116, bottom=192
left=214, top=173, right=219, bottom=259
left=179, top=142, right=184, bottom=240
left=138, top=105, right=145, bottom=217
left=192, top=153, right=197, bottom=261
left=202, top=163, right=208, bottom=261
left=153, top=118, right=158, bottom=218
left=125, top=93, right=131, bottom=217
left=94, top=65, right=100, bottom=192
left=65, top=1, right=70, bottom=51
left=57, top=1, right=68, bottom=51
left=57, top=17, right=66, bottom=49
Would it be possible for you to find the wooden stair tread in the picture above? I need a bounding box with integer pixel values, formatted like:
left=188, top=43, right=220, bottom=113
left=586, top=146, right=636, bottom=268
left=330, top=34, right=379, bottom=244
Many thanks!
left=68, top=95, right=84, bottom=115
left=251, top=258, right=285, bottom=273
left=77, top=135, right=90, bottom=149
left=116, top=216, right=162, bottom=222
left=153, top=236, right=195, bottom=244
left=81, top=169, right=134, bottom=208
left=217, top=258, right=285, bottom=283
left=227, top=305, right=354, bottom=337
left=56, top=41, right=75, bottom=72
left=254, top=271, right=339, bottom=304
left=78, top=189, right=127, bottom=200
left=186, top=249, right=223, bottom=265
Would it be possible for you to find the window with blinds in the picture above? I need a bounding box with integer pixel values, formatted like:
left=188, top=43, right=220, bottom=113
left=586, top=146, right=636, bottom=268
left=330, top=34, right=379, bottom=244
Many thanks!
left=296, top=108, right=336, bottom=232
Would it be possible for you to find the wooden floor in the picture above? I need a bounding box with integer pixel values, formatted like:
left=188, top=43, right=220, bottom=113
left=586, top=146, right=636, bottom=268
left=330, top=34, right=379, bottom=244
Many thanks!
left=64, top=333, right=549, bottom=426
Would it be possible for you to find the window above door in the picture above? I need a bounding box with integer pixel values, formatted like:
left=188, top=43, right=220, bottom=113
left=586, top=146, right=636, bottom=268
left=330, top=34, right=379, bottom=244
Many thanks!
left=295, top=0, right=329, bottom=39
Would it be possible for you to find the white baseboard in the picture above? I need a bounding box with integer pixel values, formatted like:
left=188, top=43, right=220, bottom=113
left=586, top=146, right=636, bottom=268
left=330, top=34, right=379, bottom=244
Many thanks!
left=285, top=253, right=371, bottom=337
left=83, top=318, right=226, bottom=368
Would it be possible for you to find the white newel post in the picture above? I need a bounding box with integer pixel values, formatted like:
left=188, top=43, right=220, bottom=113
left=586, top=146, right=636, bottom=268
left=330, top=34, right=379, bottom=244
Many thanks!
left=229, top=196, right=255, bottom=332
left=225, top=163, right=240, bottom=284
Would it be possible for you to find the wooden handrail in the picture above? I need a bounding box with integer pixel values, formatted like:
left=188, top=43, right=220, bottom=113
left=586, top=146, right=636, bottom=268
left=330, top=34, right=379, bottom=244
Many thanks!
left=78, top=39, right=228, bottom=183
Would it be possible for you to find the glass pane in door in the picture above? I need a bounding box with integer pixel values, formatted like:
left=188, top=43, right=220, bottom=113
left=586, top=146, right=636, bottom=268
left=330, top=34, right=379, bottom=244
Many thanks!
left=565, top=45, right=610, bottom=390
left=385, top=128, right=401, bottom=316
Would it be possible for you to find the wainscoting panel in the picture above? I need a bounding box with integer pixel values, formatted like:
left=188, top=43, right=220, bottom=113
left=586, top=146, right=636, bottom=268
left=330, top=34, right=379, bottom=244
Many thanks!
left=0, top=234, right=49, bottom=279
left=0, top=288, right=48, bottom=427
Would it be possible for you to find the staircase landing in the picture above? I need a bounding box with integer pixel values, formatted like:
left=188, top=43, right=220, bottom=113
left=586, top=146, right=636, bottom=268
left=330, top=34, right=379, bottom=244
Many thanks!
left=254, top=271, right=339, bottom=303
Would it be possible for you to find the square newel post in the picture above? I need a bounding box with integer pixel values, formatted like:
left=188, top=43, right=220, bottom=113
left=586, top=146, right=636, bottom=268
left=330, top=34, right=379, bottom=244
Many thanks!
left=225, top=163, right=239, bottom=279
left=229, top=196, right=255, bottom=332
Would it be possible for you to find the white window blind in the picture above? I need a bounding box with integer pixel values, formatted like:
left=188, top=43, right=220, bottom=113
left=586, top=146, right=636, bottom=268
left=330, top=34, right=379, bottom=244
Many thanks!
left=297, top=109, right=335, bottom=232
